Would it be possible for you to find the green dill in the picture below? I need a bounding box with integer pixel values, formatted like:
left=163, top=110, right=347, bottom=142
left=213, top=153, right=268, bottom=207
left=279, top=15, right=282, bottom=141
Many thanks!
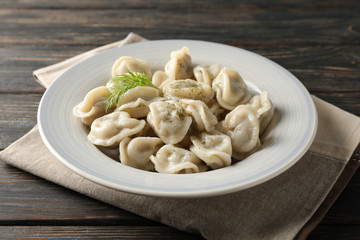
left=176, top=107, right=185, bottom=120
left=105, top=71, right=158, bottom=112
left=162, top=108, right=172, bottom=122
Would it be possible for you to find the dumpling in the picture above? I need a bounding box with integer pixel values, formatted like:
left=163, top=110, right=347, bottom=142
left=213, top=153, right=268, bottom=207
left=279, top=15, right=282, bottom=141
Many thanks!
left=150, top=144, right=207, bottom=174
left=119, top=137, right=163, bottom=171
left=111, top=86, right=160, bottom=107
left=206, top=99, right=227, bottom=121
left=88, top=111, right=145, bottom=147
left=162, top=79, right=214, bottom=103
left=248, top=91, right=274, bottom=136
left=217, top=105, right=260, bottom=159
left=115, top=98, right=151, bottom=118
left=73, top=86, right=110, bottom=126
left=111, top=56, right=152, bottom=79
left=150, top=71, right=173, bottom=97
left=232, top=139, right=261, bottom=162
left=190, top=130, right=232, bottom=169
left=152, top=70, right=169, bottom=88
left=147, top=100, right=192, bottom=144
left=115, top=97, right=164, bottom=118
left=212, top=67, right=250, bottom=110
left=180, top=99, right=218, bottom=132
left=165, top=47, right=193, bottom=80
left=193, top=64, right=221, bottom=86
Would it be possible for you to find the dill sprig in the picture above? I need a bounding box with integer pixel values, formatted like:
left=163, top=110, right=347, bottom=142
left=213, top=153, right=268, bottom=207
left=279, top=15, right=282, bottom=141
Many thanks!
left=105, top=71, right=158, bottom=112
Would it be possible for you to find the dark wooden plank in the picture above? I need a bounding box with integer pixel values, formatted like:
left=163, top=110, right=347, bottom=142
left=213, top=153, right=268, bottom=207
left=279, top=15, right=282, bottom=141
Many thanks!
left=0, top=43, right=97, bottom=92
left=0, top=8, right=359, bottom=45
left=321, top=167, right=360, bottom=225
left=0, top=226, right=202, bottom=239
left=0, top=225, right=360, bottom=240
left=1, top=0, right=359, bottom=9
left=0, top=94, right=41, bottom=149
left=0, top=225, right=359, bottom=240
left=308, top=225, right=360, bottom=240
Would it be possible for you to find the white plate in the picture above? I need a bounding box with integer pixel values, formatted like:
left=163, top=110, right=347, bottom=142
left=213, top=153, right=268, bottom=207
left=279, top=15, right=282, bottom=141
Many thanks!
left=38, top=40, right=317, bottom=198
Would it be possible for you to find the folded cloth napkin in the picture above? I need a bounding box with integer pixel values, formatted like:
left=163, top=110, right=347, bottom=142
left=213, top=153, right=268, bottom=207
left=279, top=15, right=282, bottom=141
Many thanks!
left=1, top=33, right=360, bottom=240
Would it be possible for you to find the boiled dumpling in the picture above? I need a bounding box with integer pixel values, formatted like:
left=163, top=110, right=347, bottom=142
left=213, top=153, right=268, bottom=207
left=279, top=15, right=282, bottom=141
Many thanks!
left=73, top=86, right=110, bottom=126
left=232, top=139, right=261, bottom=162
left=150, top=144, right=207, bottom=174
left=180, top=99, right=218, bottom=132
left=165, top=47, right=193, bottom=80
left=112, top=56, right=152, bottom=79
left=119, top=137, right=163, bottom=171
left=152, top=70, right=169, bottom=88
left=112, top=86, right=160, bottom=107
left=88, top=111, right=145, bottom=147
left=162, top=79, right=214, bottom=103
left=116, top=97, right=164, bottom=118
left=190, top=130, right=232, bottom=169
left=115, top=98, right=151, bottom=118
left=193, top=64, right=221, bottom=86
left=150, top=71, right=174, bottom=97
left=212, top=67, right=250, bottom=110
left=248, top=91, right=274, bottom=136
left=147, top=100, right=192, bottom=144
left=217, top=105, right=260, bottom=159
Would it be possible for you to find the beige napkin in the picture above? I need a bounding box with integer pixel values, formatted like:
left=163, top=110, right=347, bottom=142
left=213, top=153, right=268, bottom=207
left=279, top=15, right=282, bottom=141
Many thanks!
left=1, top=33, right=360, bottom=240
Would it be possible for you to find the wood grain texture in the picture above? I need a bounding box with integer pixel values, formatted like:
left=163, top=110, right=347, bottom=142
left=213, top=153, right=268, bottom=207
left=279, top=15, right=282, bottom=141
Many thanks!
left=307, top=225, right=360, bottom=240
left=0, top=0, right=359, bottom=239
left=2, top=0, right=359, bottom=9
left=0, top=226, right=201, bottom=239
left=0, top=7, right=359, bottom=46
left=0, top=94, right=40, bottom=149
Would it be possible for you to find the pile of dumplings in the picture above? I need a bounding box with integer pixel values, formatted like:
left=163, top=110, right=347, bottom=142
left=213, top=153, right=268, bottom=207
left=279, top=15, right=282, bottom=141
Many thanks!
left=73, top=47, right=274, bottom=174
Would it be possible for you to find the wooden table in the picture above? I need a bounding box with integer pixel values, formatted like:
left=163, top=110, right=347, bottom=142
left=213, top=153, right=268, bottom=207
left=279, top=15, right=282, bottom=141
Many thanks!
left=1, top=1, right=359, bottom=239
